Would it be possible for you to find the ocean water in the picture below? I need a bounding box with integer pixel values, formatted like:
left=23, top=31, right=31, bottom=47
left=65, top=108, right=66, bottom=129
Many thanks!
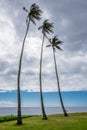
left=0, top=107, right=87, bottom=116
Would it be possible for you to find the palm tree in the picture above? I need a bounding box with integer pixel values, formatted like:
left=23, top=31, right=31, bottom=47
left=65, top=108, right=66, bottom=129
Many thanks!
left=46, top=36, right=68, bottom=116
left=17, top=3, right=42, bottom=125
left=38, top=20, right=54, bottom=119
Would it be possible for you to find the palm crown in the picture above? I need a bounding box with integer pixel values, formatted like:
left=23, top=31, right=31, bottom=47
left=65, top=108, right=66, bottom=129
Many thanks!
left=38, top=19, right=54, bottom=37
left=47, top=35, right=63, bottom=51
left=23, top=3, right=42, bottom=25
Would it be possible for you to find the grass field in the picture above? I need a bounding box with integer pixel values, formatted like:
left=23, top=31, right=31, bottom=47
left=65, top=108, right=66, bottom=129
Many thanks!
left=0, top=113, right=87, bottom=130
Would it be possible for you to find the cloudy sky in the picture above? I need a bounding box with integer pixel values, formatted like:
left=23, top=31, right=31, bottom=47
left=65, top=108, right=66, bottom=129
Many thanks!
left=0, top=0, right=87, bottom=92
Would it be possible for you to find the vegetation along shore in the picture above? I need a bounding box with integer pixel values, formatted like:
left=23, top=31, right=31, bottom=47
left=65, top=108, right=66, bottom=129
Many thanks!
left=0, top=113, right=87, bottom=130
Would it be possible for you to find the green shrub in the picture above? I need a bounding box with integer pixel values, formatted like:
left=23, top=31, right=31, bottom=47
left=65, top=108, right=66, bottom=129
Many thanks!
left=0, top=115, right=31, bottom=122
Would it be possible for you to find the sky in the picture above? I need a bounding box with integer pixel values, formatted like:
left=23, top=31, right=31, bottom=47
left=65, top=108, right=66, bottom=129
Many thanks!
left=0, top=91, right=87, bottom=107
left=0, top=0, right=87, bottom=107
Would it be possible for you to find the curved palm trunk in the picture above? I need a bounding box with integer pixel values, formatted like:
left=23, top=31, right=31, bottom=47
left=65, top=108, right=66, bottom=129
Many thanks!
left=39, top=35, right=47, bottom=120
left=17, top=20, right=30, bottom=125
left=53, top=48, right=68, bottom=117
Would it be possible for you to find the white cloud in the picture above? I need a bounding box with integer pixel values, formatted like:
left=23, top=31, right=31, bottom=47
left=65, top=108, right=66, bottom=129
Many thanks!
left=0, top=8, right=20, bottom=60
left=0, top=0, right=87, bottom=92
left=42, top=8, right=51, bottom=19
left=0, top=101, right=16, bottom=107
left=61, top=18, right=70, bottom=29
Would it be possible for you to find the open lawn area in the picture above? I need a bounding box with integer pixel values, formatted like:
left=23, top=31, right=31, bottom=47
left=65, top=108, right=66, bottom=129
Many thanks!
left=0, top=113, right=87, bottom=130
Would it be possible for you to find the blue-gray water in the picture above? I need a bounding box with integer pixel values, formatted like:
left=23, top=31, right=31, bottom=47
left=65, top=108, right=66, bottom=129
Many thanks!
left=0, top=107, right=87, bottom=116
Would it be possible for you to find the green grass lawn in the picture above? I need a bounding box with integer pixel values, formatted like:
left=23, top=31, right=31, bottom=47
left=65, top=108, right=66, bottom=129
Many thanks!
left=0, top=113, right=87, bottom=130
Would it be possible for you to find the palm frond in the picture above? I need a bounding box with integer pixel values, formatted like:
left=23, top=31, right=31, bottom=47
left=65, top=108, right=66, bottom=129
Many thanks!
left=47, top=35, right=63, bottom=51
left=57, top=41, right=64, bottom=44
left=38, top=26, right=43, bottom=30
left=23, top=7, right=28, bottom=12
left=29, top=3, right=42, bottom=24
left=43, top=19, right=49, bottom=22
left=38, top=19, right=54, bottom=36
left=56, top=46, right=63, bottom=50
left=24, top=3, right=42, bottom=25
left=30, top=17, right=36, bottom=25
left=46, top=44, right=51, bottom=47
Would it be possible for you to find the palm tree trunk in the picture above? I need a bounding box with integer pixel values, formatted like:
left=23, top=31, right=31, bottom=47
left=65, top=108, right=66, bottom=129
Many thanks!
left=39, top=35, right=47, bottom=120
left=53, top=48, right=68, bottom=117
left=17, top=20, right=30, bottom=125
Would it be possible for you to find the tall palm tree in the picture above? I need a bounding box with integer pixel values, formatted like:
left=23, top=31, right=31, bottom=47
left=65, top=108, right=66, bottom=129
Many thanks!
left=38, top=20, right=54, bottom=119
left=46, top=36, right=68, bottom=116
left=17, top=3, right=42, bottom=125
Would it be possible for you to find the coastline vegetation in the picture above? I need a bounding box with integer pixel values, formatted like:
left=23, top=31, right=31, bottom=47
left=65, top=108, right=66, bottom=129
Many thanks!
left=0, top=113, right=87, bottom=130
left=0, top=115, right=32, bottom=122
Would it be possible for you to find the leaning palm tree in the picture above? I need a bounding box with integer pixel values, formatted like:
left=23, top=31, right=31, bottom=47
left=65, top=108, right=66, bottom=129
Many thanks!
left=46, top=36, right=68, bottom=116
left=38, top=20, right=54, bottom=119
left=17, top=3, right=42, bottom=125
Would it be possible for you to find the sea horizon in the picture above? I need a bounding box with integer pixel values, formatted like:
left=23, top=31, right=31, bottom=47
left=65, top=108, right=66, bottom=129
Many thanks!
left=0, top=90, right=87, bottom=116
left=0, top=106, right=87, bottom=116
left=0, top=90, right=87, bottom=107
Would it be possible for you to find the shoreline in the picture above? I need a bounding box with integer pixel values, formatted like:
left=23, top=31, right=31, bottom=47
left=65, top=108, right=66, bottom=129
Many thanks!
left=0, top=112, right=87, bottom=121
left=0, top=106, right=87, bottom=117
left=0, top=113, right=87, bottom=130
